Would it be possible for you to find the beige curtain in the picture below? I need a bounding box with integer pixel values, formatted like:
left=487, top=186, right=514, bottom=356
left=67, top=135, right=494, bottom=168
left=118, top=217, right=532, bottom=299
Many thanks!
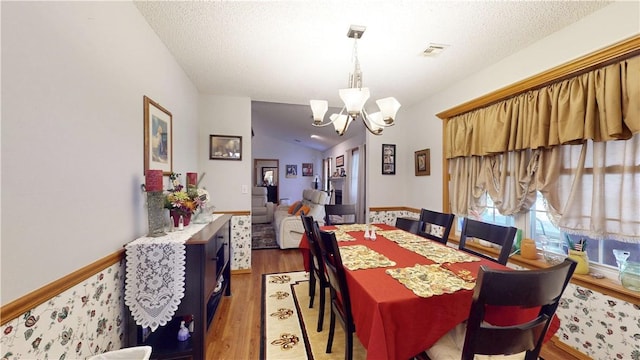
left=446, top=56, right=639, bottom=242
left=545, top=133, right=640, bottom=242
left=446, top=56, right=640, bottom=158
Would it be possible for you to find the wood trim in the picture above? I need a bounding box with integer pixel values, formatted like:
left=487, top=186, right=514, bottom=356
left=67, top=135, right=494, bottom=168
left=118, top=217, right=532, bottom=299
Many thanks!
left=1, top=250, right=124, bottom=325
left=447, top=235, right=640, bottom=305
left=549, top=336, right=593, bottom=360
left=217, top=210, right=250, bottom=216
left=369, top=206, right=420, bottom=214
left=436, top=34, right=640, bottom=120
left=232, top=269, right=251, bottom=275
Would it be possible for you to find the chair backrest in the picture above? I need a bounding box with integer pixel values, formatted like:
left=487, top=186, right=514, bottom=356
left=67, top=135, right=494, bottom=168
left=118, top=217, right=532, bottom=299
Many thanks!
left=300, top=213, right=325, bottom=277
left=418, top=209, right=455, bottom=244
left=313, top=223, right=354, bottom=326
left=458, top=218, right=517, bottom=265
left=395, top=217, right=423, bottom=234
left=324, top=204, right=357, bottom=225
left=461, top=258, right=577, bottom=360
left=251, top=186, right=268, bottom=207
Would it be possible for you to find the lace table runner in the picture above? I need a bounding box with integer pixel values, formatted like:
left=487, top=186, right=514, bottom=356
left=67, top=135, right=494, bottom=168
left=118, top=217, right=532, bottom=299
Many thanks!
left=397, top=241, right=480, bottom=264
left=386, top=264, right=476, bottom=298
left=124, top=215, right=220, bottom=331
left=339, top=245, right=397, bottom=270
left=376, top=229, right=427, bottom=243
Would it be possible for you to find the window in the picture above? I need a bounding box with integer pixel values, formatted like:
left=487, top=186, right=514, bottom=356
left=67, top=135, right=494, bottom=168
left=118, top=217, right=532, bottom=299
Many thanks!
left=456, top=196, right=515, bottom=230
left=530, top=192, right=640, bottom=272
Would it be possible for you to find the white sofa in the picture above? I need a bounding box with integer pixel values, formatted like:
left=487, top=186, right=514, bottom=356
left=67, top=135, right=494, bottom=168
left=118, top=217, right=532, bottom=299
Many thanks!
left=273, top=189, right=329, bottom=249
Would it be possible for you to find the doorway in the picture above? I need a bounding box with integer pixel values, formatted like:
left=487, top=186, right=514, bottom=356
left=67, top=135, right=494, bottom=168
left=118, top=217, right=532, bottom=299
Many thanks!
left=254, top=159, right=279, bottom=203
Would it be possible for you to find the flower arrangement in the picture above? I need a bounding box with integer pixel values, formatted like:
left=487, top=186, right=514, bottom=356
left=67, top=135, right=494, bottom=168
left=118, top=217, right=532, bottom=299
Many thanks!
left=164, top=172, right=210, bottom=219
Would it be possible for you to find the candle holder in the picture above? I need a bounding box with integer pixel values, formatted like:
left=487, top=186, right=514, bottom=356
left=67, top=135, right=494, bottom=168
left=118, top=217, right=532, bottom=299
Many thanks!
left=146, top=191, right=167, bottom=237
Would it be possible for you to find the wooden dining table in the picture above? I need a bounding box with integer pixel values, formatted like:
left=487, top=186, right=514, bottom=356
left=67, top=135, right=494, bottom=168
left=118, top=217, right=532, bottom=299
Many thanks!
left=300, top=223, right=555, bottom=360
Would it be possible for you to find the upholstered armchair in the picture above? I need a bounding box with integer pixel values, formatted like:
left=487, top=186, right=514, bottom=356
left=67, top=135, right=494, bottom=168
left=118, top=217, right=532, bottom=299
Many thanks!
left=252, top=186, right=275, bottom=224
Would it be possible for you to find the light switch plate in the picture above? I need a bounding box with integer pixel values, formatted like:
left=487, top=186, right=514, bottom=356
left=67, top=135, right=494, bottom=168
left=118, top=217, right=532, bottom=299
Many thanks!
left=241, top=185, right=248, bottom=194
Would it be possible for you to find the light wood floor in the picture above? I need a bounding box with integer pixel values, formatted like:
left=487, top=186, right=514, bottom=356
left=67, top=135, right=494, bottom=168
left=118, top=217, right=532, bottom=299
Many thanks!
left=205, top=249, right=577, bottom=360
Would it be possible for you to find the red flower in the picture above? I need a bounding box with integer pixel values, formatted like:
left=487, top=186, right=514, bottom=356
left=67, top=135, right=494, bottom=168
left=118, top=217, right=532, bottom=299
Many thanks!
left=4, top=326, right=12, bottom=335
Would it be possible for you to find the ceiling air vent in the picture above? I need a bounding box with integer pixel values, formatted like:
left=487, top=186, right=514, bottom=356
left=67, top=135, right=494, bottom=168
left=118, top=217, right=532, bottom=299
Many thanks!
left=423, top=43, right=448, bottom=57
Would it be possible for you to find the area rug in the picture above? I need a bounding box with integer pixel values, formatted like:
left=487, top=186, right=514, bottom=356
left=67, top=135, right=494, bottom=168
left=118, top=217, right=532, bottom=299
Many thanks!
left=253, top=223, right=279, bottom=249
left=261, top=271, right=367, bottom=360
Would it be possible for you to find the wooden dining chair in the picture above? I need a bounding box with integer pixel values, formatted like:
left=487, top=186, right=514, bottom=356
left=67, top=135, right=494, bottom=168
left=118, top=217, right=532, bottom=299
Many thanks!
left=324, top=204, right=357, bottom=225
left=395, top=217, right=423, bottom=234
left=418, top=209, right=455, bottom=244
left=300, top=213, right=329, bottom=332
left=313, top=223, right=356, bottom=360
left=425, top=258, right=577, bottom=360
left=458, top=218, right=517, bottom=265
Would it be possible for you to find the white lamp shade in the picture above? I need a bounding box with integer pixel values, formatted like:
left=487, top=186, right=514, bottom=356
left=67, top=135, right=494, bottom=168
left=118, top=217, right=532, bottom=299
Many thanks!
left=330, top=113, right=351, bottom=136
left=310, top=100, right=329, bottom=124
left=376, top=97, right=401, bottom=125
left=365, top=112, right=384, bottom=135
left=339, top=88, right=370, bottom=116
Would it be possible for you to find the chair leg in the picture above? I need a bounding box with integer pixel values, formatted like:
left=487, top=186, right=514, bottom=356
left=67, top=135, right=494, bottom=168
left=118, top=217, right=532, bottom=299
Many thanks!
left=326, top=308, right=335, bottom=354
left=345, top=328, right=353, bottom=360
left=317, top=283, right=325, bottom=332
left=309, top=271, right=316, bottom=308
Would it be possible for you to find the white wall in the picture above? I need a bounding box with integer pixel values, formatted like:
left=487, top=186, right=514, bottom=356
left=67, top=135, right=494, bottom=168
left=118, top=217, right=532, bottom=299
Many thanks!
left=252, top=132, right=324, bottom=203
left=198, top=95, right=252, bottom=212
left=1, top=2, right=200, bottom=304
left=395, top=1, right=639, bottom=212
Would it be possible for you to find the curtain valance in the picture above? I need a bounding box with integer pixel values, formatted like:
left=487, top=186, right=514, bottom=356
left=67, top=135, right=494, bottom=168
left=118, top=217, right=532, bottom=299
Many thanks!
left=445, top=56, right=640, bottom=159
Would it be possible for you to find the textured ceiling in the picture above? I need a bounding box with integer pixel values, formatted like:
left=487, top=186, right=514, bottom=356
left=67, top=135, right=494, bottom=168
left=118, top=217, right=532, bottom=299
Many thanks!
left=135, top=1, right=612, bottom=151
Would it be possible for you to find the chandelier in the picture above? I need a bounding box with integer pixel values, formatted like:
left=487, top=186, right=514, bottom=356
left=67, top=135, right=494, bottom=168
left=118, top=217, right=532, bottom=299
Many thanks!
left=310, top=25, right=401, bottom=136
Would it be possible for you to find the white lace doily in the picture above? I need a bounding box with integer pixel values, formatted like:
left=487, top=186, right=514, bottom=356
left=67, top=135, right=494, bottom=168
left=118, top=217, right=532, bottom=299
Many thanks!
left=124, top=222, right=210, bottom=331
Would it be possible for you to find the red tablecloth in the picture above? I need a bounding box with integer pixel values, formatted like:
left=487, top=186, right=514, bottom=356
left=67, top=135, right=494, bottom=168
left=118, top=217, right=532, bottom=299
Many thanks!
left=300, top=224, right=557, bottom=360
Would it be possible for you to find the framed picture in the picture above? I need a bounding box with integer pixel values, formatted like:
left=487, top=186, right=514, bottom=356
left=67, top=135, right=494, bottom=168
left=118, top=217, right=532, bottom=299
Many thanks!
left=415, top=148, right=431, bottom=176
left=209, top=135, right=242, bottom=160
left=302, top=163, right=313, bottom=177
left=336, top=155, right=344, bottom=167
left=286, top=164, right=297, bottom=178
left=261, top=167, right=278, bottom=186
left=382, top=144, right=396, bottom=175
left=143, top=95, right=172, bottom=175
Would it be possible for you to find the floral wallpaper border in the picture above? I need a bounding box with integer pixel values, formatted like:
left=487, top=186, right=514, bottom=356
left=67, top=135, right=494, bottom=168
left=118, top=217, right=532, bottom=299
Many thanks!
left=1, top=261, right=126, bottom=360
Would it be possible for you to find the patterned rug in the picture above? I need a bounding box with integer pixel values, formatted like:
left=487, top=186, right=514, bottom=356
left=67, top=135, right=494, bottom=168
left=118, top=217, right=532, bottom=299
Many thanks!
left=260, top=271, right=366, bottom=360
left=253, top=223, right=279, bottom=249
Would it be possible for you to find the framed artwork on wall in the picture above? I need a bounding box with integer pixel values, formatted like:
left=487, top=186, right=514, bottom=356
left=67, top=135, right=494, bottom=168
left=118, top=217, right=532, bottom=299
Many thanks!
left=209, top=135, right=242, bottom=160
left=336, top=155, right=344, bottom=167
left=143, top=95, right=173, bottom=175
left=286, top=164, right=297, bottom=178
left=414, top=148, right=431, bottom=176
left=382, top=144, right=396, bottom=175
left=302, top=163, right=313, bottom=176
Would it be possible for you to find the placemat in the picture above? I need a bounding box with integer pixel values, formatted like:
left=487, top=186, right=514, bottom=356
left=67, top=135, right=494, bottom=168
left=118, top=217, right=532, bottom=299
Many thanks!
left=397, top=241, right=480, bottom=264
left=376, top=229, right=427, bottom=243
left=385, top=264, right=476, bottom=298
left=334, top=224, right=382, bottom=232
left=339, top=245, right=397, bottom=270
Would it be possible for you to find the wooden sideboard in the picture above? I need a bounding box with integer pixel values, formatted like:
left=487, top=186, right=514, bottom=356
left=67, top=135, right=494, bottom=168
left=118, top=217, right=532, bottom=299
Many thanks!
left=126, top=214, right=232, bottom=360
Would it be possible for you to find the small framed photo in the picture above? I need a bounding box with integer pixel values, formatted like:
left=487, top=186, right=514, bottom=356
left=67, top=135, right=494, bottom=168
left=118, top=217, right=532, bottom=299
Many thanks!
left=415, top=148, right=431, bottom=176
left=143, top=96, right=172, bottom=175
left=336, top=155, right=344, bottom=167
left=382, top=144, right=396, bottom=175
left=302, top=163, right=314, bottom=176
left=209, top=135, right=242, bottom=160
left=286, top=164, right=297, bottom=178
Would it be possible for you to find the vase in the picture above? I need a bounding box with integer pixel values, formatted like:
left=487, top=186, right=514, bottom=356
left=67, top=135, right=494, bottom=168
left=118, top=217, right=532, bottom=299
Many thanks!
left=170, top=210, right=191, bottom=228
left=568, top=249, right=589, bottom=274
